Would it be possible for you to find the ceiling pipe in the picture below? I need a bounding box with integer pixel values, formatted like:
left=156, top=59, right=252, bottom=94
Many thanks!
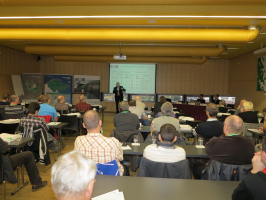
left=0, top=0, right=263, bottom=6
left=53, top=55, right=208, bottom=64
left=25, top=45, right=225, bottom=57
left=0, top=28, right=259, bottom=43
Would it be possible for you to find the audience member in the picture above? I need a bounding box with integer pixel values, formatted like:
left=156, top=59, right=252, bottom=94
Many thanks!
left=128, top=100, right=148, bottom=124
left=144, top=124, right=186, bottom=163
left=193, top=103, right=224, bottom=144
left=238, top=101, right=258, bottom=123
left=232, top=136, right=266, bottom=200
left=0, top=137, right=47, bottom=191
left=38, top=94, right=58, bottom=122
left=193, top=115, right=254, bottom=179
left=154, top=96, right=166, bottom=115
left=197, top=94, right=205, bottom=103
left=51, top=151, right=96, bottom=200
left=218, top=99, right=228, bottom=113
left=2, top=93, right=10, bottom=102
left=75, top=110, right=124, bottom=175
left=20, top=102, right=58, bottom=152
left=37, top=95, right=43, bottom=104
left=135, top=96, right=146, bottom=110
left=235, top=99, right=247, bottom=115
left=150, top=102, right=180, bottom=133
left=4, top=95, right=27, bottom=119
left=55, top=95, right=71, bottom=111
left=155, top=111, right=175, bottom=118
left=0, top=93, right=10, bottom=109
left=114, top=101, right=140, bottom=131
left=75, top=95, right=91, bottom=112
left=212, top=94, right=220, bottom=104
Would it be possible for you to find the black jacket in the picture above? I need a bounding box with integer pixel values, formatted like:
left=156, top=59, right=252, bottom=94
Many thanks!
left=113, top=86, right=126, bottom=101
left=197, top=99, right=205, bottom=103
left=195, top=120, right=224, bottom=139
left=219, top=106, right=228, bottom=113
left=239, top=111, right=259, bottom=124
left=212, top=99, right=220, bottom=104
left=153, top=102, right=164, bottom=115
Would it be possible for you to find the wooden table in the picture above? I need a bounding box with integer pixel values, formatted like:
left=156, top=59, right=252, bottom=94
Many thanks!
left=92, top=175, right=239, bottom=200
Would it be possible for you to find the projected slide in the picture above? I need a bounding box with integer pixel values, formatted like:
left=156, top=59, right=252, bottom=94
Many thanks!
left=109, top=63, right=156, bottom=94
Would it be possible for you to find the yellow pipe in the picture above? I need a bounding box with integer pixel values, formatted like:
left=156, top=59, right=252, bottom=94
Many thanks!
left=0, top=0, right=262, bottom=5
left=25, top=45, right=224, bottom=57
left=53, top=55, right=208, bottom=64
left=0, top=28, right=259, bottom=43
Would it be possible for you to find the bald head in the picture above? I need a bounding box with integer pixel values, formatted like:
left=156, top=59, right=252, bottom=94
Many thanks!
left=58, top=95, right=65, bottom=103
left=83, top=110, right=101, bottom=130
left=135, top=96, right=141, bottom=101
left=224, top=115, right=243, bottom=135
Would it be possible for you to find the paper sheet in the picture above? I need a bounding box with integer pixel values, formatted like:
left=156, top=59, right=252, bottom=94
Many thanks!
left=0, top=133, right=21, bottom=143
left=92, top=189, right=125, bottom=200
left=47, top=122, right=61, bottom=125
left=195, top=145, right=205, bottom=148
left=121, top=145, right=132, bottom=150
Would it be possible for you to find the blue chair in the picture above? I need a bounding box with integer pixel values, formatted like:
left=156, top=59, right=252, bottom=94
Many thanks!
left=96, top=160, right=120, bottom=176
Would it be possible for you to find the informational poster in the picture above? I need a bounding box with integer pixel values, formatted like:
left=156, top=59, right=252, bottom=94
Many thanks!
left=21, top=73, right=42, bottom=102
left=74, top=75, right=100, bottom=105
left=44, top=74, right=72, bottom=107
left=257, top=57, right=266, bottom=91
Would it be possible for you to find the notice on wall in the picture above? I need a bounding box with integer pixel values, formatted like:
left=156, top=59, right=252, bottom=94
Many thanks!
left=21, top=73, right=42, bottom=102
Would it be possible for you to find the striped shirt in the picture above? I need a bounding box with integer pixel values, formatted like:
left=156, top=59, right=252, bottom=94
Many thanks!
left=74, top=133, right=124, bottom=175
left=4, top=105, right=27, bottom=119
left=75, top=102, right=92, bottom=112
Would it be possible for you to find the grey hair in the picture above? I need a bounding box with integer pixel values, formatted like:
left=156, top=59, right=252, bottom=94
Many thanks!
left=51, top=150, right=96, bottom=198
left=83, top=110, right=100, bottom=129
left=161, top=102, right=173, bottom=116
left=10, top=95, right=19, bottom=102
left=206, top=103, right=219, bottom=117
left=225, top=115, right=243, bottom=135
left=118, top=101, right=129, bottom=112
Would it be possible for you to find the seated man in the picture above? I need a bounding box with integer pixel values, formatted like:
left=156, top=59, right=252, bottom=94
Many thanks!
left=150, top=102, right=180, bottom=133
left=0, top=138, right=47, bottom=191
left=4, top=95, right=27, bottom=119
left=235, top=99, right=247, bottom=115
left=144, top=124, right=186, bottom=163
left=51, top=151, right=96, bottom=200
left=20, top=102, right=58, bottom=152
left=38, top=94, right=58, bottom=122
left=193, top=115, right=254, bottom=179
left=1, top=93, right=10, bottom=103
left=75, top=110, right=124, bottom=175
left=197, top=94, right=205, bottom=104
left=128, top=100, right=148, bottom=124
left=238, top=101, right=258, bottom=123
left=114, top=101, right=140, bottom=131
left=194, top=103, right=224, bottom=143
left=55, top=95, right=71, bottom=111
left=75, top=95, right=92, bottom=112
left=212, top=94, right=220, bottom=104
left=154, top=96, right=166, bottom=116
left=218, top=99, right=228, bottom=113
left=135, top=96, right=146, bottom=110
left=232, top=136, right=266, bottom=200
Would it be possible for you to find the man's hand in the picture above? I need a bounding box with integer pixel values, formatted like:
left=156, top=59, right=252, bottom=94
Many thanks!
left=251, top=152, right=266, bottom=174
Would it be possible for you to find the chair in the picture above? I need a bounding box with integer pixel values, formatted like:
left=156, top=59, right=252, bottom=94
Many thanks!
left=0, top=123, right=19, bottom=134
left=57, top=110, right=69, bottom=115
left=37, top=115, right=52, bottom=122
left=202, top=160, right=252, bottom=181
left=138, top=157, right=191, bottom=179
left=0, top=154, right=6, bottom=200
left=96, top=160, right=120, bottom=176
left=59, top=115, right=79, bottom=138
left=242, top=122, right=263, bottom=139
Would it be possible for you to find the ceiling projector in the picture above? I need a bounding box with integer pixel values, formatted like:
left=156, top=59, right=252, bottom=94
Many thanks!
left=114, top=53, right=127, bottom=60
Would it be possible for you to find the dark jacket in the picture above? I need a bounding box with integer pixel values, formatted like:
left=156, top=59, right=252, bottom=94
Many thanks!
left=232, top=170, right=266, bottom=200
left=202, top=160, right=252, bottom=181
left=153, top=102, right=164, bottom=115
left=205, top=135, right=254, bottom=165
left=218, top=106, right=228, bottom=113
left=138, top=157, right=191, bottom=179
left=197, top=99, right=205, bottom=103
left=114, top=112, right=140, bottom=131
left=195, top=120, right=224, bottom=139
left=113, top=86, right=126, bottom=101
left=0, top=138, right=18, bottom=183
left=238, top=111, right=259, bottom=124
left=212, top=99, right=220, bottom=104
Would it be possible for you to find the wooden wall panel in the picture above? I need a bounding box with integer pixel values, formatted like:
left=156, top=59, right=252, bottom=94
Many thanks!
left=229, top=51, right=266, bottom=111
left=0, top=45, right=39, bottom=98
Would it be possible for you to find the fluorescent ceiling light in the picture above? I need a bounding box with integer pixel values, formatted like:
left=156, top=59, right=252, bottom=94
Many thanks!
left=0, top=15, right=266, bottom=19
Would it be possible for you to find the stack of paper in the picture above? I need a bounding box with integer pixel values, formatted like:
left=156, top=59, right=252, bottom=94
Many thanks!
left=0, top=119, right=20, bottom=124
left=92, top=190, right=125, bottom=200
left=47, top=122, right=61, bottom=126
left=0, top=133, right=21, bottom=143
left=67, top=113, right=81, bottom=117
left=248, top=129, right=264, bottom=133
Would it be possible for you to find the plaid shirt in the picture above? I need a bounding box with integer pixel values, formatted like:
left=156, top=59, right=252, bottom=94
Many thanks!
left=55, top=103, right=70, bottom=111
left=20, top=115, right=52, bottom=142
left=74, top=133, right=124, bottom=175
left=75, top=102, right=92, bottom=112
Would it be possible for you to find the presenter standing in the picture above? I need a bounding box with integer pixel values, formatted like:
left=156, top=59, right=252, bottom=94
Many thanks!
left=113, top=82, right=126, bottom=113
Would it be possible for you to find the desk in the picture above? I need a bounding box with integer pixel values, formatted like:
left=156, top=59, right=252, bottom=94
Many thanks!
left=123, top=142, right=208, bottom=158
left=8, top=138, right=35, bottom=149
left=248, top=129, right=266, bottom=144
left=92, top=175, right=239, bottom=200
left=173, top=104, right=207, bottom=121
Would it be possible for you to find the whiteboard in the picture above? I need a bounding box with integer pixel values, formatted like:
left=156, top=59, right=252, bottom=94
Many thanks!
left=11, top=75, right=24, bottom=96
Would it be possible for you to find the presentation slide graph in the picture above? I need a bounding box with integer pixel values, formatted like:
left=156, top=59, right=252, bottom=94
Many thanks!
left=109, top=63, right=156, bottom=94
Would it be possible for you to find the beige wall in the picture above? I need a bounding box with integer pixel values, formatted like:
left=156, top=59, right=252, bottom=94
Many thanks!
left=229, top=51, right=266, bottom=112
left=0, top=46, right=39, bottom=98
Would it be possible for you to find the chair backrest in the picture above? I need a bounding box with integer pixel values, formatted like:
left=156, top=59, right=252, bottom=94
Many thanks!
left=0, top=123, right=19, bottom=134
left=138, top=157, right=191, bottom=179
left=59, top=115, right=78, bottom=130
left=242, top=123, right=263, bottom=138
left=96, top=160, right=120, bottom=176
left=202, top=160, right=252, bottom=181
left=37, top=115, right=52, bottom=122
